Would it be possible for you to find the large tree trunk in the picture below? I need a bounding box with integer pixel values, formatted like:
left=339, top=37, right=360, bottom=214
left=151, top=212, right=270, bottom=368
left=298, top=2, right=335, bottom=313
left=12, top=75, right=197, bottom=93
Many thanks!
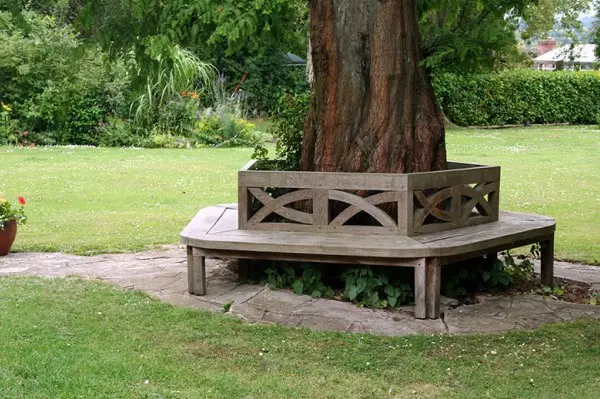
left=301, top=0, right=447, bottom=173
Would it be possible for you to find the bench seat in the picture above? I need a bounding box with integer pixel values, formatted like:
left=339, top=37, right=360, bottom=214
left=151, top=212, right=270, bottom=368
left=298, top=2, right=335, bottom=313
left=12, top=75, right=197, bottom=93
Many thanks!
left=181, top=204, right=555, bottom=319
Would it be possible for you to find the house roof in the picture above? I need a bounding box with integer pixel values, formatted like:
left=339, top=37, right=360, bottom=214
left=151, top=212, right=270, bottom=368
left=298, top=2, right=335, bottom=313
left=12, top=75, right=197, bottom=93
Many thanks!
left=534, top=44, right=598, bottom=63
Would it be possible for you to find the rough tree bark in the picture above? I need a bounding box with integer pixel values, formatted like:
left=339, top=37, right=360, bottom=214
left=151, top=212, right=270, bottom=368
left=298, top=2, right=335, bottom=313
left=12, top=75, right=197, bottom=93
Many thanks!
left=301, top=0, right=447, bottom=173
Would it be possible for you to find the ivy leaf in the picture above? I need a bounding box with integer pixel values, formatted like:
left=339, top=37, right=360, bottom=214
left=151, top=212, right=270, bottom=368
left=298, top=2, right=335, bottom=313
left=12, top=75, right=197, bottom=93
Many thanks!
left=356, top=277, right=367, bottom=293
left=292, top=279, right=304, bottom=295
left=365, top=291, right=379, bottom=306
left=388, top=296, right=398, bottom=308
left=384, top=284, right=396, bottom=298
left=346, top=285, right=359, bottom=301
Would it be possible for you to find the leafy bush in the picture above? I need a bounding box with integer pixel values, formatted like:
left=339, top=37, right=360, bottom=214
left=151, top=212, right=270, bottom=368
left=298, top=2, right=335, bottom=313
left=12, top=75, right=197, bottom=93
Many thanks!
left=194, top=113, right=264, bottom=147
left=0, top=11, right=131, bottom=146
left=212, top=52, right=310, bottom=116
left=342, top=267, right=412, bottom=308
left=253, top=91, right=310, bottom=169
left=257, top=262, right=413, bottom=308
left=0, top=103, right=18, bottom=145
left=434, top=70, right=600, bottom=126
left=263, top=265, right=333, bottom=299
left=98, top=118, right=147, bottom=147
left=442, top=247, right=538, bottom=299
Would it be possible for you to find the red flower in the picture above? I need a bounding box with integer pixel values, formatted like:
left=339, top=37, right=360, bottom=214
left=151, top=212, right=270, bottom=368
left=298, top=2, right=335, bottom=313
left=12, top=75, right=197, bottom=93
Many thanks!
left=23, top=131, right=28, bottom=136
left=18, top=196, right=26, bottom=205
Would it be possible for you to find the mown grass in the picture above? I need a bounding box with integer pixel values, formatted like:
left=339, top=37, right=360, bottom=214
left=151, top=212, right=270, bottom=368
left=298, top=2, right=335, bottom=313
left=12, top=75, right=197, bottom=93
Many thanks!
left=0, top=276, right=599, bottom=398
left=447, top=125, right=599, bottom=264
left=0, top=125, right=598, bottom=263
left=0, top=146, right=253, bottom=254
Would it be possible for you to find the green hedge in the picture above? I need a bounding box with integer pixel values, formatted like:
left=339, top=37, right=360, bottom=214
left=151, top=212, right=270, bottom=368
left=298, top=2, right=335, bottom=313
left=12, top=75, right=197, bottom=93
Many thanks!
left=433, top=70, right=600, bottom=126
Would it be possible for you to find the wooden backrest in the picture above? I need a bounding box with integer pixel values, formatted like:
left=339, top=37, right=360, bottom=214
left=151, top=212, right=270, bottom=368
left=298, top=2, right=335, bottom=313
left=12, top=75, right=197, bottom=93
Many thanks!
left=238, top=161, right=500, bottom=236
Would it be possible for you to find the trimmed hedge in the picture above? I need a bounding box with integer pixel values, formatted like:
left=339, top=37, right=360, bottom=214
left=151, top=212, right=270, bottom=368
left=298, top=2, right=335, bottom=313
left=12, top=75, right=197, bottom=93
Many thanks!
left=433, top=70, right=600, bottom=126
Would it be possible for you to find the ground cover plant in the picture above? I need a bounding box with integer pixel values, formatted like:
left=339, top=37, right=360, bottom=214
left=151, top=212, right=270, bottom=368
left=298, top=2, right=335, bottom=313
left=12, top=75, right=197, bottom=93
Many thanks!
left=1, top=125, right=597, bottom=263
left=0, top=276, right=598, bottom=398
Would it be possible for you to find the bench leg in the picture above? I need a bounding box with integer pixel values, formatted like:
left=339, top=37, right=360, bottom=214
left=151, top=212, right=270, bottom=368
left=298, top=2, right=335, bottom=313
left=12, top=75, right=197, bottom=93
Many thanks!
left=414, top=260, right=427, bottom=319
left=187, top=246, right=206, bottom=295
left=426, top=259, right=441, bottom=319
left=540, top=236, right=554, bottom=287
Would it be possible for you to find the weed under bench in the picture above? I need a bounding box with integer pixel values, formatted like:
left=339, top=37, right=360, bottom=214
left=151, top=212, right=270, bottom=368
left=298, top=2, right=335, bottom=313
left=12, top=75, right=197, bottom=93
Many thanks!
left=181, top=205, right=555, bottom=319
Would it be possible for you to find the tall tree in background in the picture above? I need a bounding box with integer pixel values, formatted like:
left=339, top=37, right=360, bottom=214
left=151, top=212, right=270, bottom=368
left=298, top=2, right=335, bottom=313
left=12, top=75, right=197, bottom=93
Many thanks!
left=301, top=1, right=446, bottom=174
left=520, top=0, right=594, bottom=41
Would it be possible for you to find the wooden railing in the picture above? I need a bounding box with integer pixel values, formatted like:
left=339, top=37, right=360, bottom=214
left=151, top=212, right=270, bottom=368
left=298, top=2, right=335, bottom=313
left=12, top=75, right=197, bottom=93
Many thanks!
left=238, top=161, right=500, bottom=236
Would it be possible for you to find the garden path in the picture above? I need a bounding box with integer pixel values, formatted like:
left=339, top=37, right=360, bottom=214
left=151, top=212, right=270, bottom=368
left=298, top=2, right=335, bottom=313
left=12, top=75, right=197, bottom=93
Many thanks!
left=1, top=246, right=599, bottom=336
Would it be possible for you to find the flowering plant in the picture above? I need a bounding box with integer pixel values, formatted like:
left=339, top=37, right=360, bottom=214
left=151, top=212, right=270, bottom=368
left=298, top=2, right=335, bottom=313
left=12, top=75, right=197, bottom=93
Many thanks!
left=0, top=195, right=27, bottom=230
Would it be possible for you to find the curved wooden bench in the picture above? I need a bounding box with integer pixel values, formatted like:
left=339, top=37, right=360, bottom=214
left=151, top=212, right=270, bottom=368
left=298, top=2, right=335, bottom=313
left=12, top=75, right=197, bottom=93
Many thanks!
left=181, top=205, right=555, bottom=319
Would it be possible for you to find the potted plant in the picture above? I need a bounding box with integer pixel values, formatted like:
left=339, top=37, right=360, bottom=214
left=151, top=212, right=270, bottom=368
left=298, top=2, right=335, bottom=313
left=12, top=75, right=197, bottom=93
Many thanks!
left=0, top=195, right=27, bottom=256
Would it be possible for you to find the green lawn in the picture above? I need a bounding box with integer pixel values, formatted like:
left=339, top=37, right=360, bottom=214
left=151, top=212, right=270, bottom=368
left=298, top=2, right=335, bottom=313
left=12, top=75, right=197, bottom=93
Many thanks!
left=0, top=125, right=598, bottom=263
left=0, top=276, right=598, bottom=398
left=447, top=126, right=599, bottom=264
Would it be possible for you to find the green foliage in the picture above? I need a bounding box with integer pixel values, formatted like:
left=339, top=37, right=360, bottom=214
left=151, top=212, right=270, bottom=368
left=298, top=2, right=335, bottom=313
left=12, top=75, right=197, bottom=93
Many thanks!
left=441, top=257, right=502, bottom=299
left=212, top=53, right=309, bottom=115
left=262, top=264, right=333, bottom=299
left=434, top=70, right=600, bottom=126
left=342, top=268, right=412, bottom=308
left=520, top=0, right=594, bottom=41
left=259, top=263, right=411, bottom=308
left=253, top=91, right=310, bottom=169
left=0, top=103, right=18, bottom=145
left=131, top=45, right=214, bottom=127
left=443, top=247, right=539, bottom=298
left=539, top=284, right=565, bottom=297
left=98, top=118, right=146, bottom=148
left=0, top=11, right=131, bottom=145
left=419, top=0, right=532, bottom=73
left=194, top=114, right=264, bottom=148
left=77, top=0, right=308, bottom=114
left=503, top=244, right=539, bottom=282
left=482, top=259, right=512, bottom=288
left=0, top=195, right=27, bottom=229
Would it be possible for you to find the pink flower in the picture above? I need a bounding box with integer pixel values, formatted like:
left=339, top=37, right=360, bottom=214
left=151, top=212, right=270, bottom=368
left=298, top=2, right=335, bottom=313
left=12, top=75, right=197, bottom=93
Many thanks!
left=23, top=131, right=28, bottom=136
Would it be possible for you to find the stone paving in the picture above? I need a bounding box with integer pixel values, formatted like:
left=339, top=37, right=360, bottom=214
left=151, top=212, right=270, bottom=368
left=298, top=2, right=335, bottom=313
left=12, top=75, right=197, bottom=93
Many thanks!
left=1, top=245, right=599, bottom=336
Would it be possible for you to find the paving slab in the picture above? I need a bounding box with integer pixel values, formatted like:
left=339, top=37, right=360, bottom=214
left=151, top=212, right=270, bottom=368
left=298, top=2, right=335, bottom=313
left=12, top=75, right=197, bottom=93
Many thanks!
left=1, top=245, right=600, bottom=336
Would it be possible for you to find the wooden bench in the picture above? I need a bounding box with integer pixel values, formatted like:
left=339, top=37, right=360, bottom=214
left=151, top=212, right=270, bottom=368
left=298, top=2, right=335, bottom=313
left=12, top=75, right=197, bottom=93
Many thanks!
left=180, top=205, right=555, bottom=319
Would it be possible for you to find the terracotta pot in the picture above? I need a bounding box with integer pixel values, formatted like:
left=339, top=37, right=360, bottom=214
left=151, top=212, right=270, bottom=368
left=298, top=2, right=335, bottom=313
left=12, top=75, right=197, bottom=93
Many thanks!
left=0, top=220, right=18, bottom=256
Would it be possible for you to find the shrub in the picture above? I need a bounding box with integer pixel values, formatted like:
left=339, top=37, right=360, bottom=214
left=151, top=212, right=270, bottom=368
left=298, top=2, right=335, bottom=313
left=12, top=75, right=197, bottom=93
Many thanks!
left=257, top=262, right=412, bottom=308
left=98, top=118, right=147, bottom=148
left=213, top=52, right=309, bottom=115
left=0, top=103, right=18, bottom=145
left=253, top=91, right=310, bottom=170
left=194, top=113, right=264, bottom=147
left=433, top=70, right=600, bottom=126
left=0, top=11, right=131, bottom=146
left=153, top=96, right=199, bottom=138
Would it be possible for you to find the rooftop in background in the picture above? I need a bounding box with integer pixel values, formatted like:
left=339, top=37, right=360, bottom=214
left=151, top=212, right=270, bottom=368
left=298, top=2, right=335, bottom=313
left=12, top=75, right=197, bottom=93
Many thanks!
left=534, top=44, right=598, bottom=63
